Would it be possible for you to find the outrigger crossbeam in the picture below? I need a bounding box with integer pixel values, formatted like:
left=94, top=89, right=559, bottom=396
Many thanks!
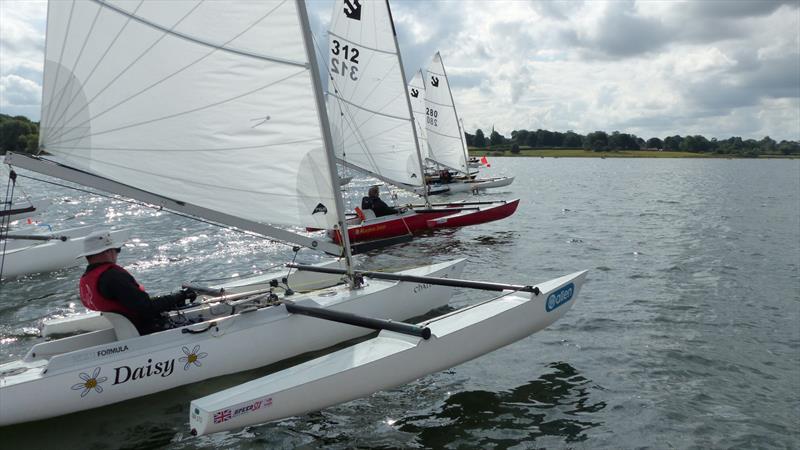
left=287, top=263, right=541, bottom=294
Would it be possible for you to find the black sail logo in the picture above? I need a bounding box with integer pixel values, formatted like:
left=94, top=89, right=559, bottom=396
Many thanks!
left=410, top=88, right=419, bottom=98
left=344, top=0, right=362, bottom=20
left=312, top=203, right=328, bottom=215
left=430, top=76, right=439, bottom=87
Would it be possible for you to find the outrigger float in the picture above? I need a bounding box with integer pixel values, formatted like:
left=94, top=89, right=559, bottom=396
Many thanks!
left=189, top=268, right=587, bottom=435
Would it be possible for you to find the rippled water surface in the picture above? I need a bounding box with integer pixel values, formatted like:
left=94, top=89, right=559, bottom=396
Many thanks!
left=1, top=158, right=798, bottom=449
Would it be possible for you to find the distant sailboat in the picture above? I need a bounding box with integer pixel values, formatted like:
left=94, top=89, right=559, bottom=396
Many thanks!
left=325, top=0, right=518, bottom=244
left=423, top=52, right=514, bottom=194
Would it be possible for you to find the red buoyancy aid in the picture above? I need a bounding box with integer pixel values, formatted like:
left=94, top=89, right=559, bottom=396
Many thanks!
left=79, top=263, right=145, bottom=318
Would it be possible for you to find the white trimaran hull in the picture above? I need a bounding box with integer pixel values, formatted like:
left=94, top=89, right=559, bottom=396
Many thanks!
left=1, top=227, right=131, bottom=279
left=0, top=259, right=465, bottom=426
left=424, top=176, right=515, bottom=195
left=190, top=269, right=587, bottom=435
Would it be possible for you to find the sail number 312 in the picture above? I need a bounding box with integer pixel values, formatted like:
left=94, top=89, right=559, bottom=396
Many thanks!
left=331, top=39, right=359, bottom=81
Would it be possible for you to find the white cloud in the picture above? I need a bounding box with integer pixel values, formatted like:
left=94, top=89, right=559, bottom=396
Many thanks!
left=0, top=74, right=41, bottom=106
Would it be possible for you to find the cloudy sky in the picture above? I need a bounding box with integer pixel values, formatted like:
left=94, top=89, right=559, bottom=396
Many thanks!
left=2, top=0, right=798, bottom=141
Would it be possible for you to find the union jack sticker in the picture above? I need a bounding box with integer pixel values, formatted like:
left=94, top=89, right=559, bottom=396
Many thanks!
left=213, top=409, right=232, bottom=424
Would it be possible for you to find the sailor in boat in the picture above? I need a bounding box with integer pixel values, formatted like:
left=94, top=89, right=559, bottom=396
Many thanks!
left=77, top=229, right=197, bottom=335
left=361, top=186, right=403, bottom=218
left=439, top=169, right=453, bottom=183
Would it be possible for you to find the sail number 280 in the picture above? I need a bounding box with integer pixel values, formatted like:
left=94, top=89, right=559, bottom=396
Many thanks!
left=426, top=107, right=438, bottom=127
left=331, top=39, right=359, bottom=81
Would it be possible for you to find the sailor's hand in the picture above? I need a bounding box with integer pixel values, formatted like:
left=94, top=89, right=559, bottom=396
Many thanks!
left=179, top=288, right=198, bottom=305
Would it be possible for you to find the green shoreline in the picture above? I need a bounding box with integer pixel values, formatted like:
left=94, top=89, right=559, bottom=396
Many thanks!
left=468, top=148, right=799, bottom=159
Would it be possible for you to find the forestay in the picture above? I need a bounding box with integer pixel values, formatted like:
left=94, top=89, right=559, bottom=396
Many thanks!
left=326, top=0, right=423, bottom=189
left=408, top=69, right=429, bottom=161
left=425, top=52, right=468, bottom=174
left=38, top=0, right=340, bottom=231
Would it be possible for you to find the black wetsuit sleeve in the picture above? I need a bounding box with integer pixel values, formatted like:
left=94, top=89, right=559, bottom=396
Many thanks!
left=97, top=267, right=182, bottom=315
left=371, top=198, right=397, bottom=217
left=361, top=197, right=372, bottom=210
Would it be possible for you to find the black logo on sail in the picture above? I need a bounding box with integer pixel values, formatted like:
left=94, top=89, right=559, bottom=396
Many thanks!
left=312, top=203, right=328, bottom=215
left=410, top=88, right=419, bottom=98
left=344, top=0, right=362, bottom=20
left=430, top=76, right=439, bottom=87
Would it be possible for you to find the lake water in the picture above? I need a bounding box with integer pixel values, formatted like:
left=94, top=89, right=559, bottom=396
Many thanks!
left=1, top=157, right=798, bottom=449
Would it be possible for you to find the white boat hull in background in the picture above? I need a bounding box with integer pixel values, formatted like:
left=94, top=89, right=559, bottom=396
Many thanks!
left=189, top=269, right=588, bottom=435
left=423, top=176, right=515, bottom=195
left=1, top=227, right=131, bottom=279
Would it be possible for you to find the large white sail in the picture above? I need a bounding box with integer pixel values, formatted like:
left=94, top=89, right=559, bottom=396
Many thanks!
left=425, top=52, right=468, bottom=174
left=38, top=0, right=340, bottom=231
left=408, top=69, right=429, bottom=161
left=326, top=0, right=423, bottom=188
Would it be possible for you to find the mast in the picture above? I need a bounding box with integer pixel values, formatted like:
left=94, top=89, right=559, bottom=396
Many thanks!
left=386, top=0, right=430, bottom=207
left=437, top=51, right=466, bottom=174
left=458, top=117, right=471, bottom=173
left=295, top=0, right=355, bottom=280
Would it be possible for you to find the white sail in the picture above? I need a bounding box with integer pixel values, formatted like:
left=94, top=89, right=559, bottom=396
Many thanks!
left=408, top=69, right=429, bottom=161
left=38, top=0, right=340, bottom=231
left=425, top=52, right=468, bottom=174
left=326, top=0, right=423, bottom=188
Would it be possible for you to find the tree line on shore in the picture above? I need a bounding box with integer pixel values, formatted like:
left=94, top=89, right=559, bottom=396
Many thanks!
left=0, top=114, right=39, bottom=154
left=466, top=128, right=800, bottom=157
left=2, top=113, right=798, bottom=157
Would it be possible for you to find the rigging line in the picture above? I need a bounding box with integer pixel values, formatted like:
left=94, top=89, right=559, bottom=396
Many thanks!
left=43, top=0, right=146, bottom=142
left=349, top=49, right=402, bottom=114
left=47, top=68, right=308, bottom=148
left=425, top=98, right=456, bottom=109
left=315, top=32, right=417, bottom=188
left=97, top=0, right=302, bottom=67
left=0, top=173, right=17, bottom=282
left=423, top=289, right=522, bottom=326
left=51, top=136, right=322, bottom=153
left=326, top=61, right=408, bottom=175
left=333, top=99, right=391, bottom=179
left=327, top=93, right=411, bottom=122
left=41, top=0, right=77, bottom=128
left=43, top=2, right=103, bottom=129
left=426, top=127, right=463, bottom=140
left=315, top=36, right=383, bottom=179
left=47, top=0, right=205, bottom=143
left=47, top=0, right=295, bottom=145
left=12, top=173, right=291, bottom=247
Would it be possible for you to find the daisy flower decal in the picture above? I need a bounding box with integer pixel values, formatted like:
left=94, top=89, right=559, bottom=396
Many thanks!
left=71, top=367, right=107, bottom=397
left=180, top=345, right=208, bottom=371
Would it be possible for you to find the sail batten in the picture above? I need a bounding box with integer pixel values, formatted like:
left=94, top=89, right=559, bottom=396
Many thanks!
left=35, top=0, right=344, bottom=237
left=92, top=0, right=308, bottom=68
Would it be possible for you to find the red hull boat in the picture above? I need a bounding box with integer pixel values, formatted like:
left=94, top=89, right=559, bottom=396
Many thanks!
left=330, top=199, right=520, bottom=244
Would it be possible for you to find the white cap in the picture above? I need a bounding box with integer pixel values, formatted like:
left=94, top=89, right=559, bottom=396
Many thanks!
left=76, top=229, right=124, bottom=258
